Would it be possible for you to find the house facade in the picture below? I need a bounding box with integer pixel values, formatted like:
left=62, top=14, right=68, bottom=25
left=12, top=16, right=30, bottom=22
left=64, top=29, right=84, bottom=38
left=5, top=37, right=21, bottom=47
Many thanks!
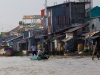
left=85, top=6, right=100, bottom=32
left=41, top=2, right=86, bottom=34
left=65, top=23, right=89, bottom=51
left=79, top=0, right=93, bottom=10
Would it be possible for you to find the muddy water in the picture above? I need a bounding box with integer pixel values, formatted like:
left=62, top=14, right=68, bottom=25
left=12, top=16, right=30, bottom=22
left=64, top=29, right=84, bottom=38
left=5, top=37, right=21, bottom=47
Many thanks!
left=0, top=56, right=99, bottom=75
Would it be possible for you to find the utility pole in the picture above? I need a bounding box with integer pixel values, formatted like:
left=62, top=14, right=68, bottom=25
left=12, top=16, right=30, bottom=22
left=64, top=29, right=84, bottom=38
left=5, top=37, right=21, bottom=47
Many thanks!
left=45, top=0, right=48, bottom=29
left=69, top=0, right=71, bottom=26
left=88, top=0, right=94, bottom=59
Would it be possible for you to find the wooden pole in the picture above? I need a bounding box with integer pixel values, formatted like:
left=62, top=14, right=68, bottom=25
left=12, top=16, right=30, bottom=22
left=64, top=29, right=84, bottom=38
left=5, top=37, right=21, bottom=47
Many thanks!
left=92, top=41, right=97, bottom=60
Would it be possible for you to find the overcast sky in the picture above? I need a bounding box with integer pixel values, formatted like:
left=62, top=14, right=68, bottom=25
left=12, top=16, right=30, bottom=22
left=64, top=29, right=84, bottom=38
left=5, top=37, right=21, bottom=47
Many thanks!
left=0, top=0, right=99, bottom=32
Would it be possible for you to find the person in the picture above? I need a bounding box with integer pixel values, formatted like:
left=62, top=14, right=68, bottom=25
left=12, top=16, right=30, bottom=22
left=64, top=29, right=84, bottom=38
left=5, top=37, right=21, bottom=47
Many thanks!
left=37, top=49, right=43, bottom=56
left=31, top=44, right=37, bottom=55
left=66, top=46, right=69, bottom=53
left=4, top=46, right=9, bottom=51
left=65, top=42, right=69, bottom=53
left=37, top=49, right=49, bottom=59
left=89, top=39, right=93, bottom=51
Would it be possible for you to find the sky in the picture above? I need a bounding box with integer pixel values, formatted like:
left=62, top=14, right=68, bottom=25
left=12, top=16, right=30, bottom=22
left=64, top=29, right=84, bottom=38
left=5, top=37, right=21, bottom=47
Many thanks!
left=0, top=0, right=99, bottom=32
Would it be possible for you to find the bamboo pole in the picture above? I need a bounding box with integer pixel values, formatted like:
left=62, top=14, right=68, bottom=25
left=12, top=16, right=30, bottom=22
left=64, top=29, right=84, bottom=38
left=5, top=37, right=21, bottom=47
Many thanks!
left=92, top=41, right=97, bottom=60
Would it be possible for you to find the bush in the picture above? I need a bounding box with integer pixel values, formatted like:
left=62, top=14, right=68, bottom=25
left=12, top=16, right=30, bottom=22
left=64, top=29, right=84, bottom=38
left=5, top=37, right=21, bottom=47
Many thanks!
left=12, top=51, right=23, bottom=56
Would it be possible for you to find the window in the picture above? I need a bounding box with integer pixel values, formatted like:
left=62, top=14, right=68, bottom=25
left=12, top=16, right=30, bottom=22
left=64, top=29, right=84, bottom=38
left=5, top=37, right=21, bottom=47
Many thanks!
left=99, top=18, right=100, bottom=21
left=48, top=17, right=51, bottom=25
left=92, top=24, right=94, bottom=29
left=48, top=11, right=50, bottom=17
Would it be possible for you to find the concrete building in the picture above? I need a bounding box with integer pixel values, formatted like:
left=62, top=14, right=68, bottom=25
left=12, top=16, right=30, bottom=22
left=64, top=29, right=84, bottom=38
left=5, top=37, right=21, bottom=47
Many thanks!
left=79, top=0, right=93, bottom=10
left=41, top=2, right=86, bottom=34
left=85, top=6, right=100, bottom=32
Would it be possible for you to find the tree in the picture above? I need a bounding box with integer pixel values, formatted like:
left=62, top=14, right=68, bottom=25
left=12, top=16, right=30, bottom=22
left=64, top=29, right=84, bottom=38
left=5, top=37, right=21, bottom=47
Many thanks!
left=19, top=21, right=24, bottom=26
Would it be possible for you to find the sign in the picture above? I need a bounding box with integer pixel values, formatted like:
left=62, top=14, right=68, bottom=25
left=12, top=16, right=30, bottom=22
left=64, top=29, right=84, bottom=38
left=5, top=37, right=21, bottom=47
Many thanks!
left=23, top=15, right=41, bottom=19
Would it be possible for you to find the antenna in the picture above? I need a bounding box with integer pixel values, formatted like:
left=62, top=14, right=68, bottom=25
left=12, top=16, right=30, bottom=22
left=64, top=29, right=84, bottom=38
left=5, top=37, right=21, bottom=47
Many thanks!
left=63, top=1, right=66, bottom=3
left=44, top=0, right=48, bottom=28
left=54, top=2, right=57, bottom=5
left=66, top=0, right=68, bottom=2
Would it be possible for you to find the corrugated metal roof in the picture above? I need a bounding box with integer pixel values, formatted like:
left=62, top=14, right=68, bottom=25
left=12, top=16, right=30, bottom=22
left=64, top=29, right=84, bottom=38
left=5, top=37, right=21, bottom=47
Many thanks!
left=8, top=26, right=20, bottom=33
left=81, top=33, right=89, bottom=37
left=65, top=22, right=89, bottom=33
left=62, top=36, right=73, bottom=42
left=8, top=35, right=23, bottom=42
left=86, top=6, right=100, bottom=18
left=4, top=36, right=17, bottom=42
left=90, top=36, right=99, bottom=39
left=66, top=27, right=81, bottom=33
left=47, top=2, right=87, bottom=8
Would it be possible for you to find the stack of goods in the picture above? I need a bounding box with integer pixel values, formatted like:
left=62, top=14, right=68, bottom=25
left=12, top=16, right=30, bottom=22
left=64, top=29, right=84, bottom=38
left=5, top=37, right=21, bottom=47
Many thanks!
left=37, top=45, right=40, bottom=50
left=57, top=43, right=64, bottom=51
left=84, top=43, right=89, bottom=52
left=78, top=44, right=84, bottom=52
left=5, top=51, right=12, bottom=56
left=57, top=43, right=62, bottom=51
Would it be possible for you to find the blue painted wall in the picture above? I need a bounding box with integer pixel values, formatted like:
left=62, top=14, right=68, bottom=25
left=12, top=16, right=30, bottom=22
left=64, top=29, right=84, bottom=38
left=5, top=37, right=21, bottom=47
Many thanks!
left=23, top=31, right=29, bottom=38
left=50, top=2, right=85, bottom=32
left=9, top=42, right=13, bottom=46
left=30, top=37, right=36, bottom=46
left=9, top=36, right=23, bottom=46
left=51, top=4, right=70, bottom=32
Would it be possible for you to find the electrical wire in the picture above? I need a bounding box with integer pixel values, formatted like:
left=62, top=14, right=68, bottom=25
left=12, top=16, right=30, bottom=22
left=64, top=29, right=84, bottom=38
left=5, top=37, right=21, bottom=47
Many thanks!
left=0, top=23, right=16, bottom=26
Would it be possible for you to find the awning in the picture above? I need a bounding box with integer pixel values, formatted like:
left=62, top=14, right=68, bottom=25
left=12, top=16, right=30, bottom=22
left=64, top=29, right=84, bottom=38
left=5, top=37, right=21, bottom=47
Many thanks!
left=85, top=31, right=100, bottom=38
left=81, top=33, right=89, bottom=37
left=62, top=36, right=73, bottom=42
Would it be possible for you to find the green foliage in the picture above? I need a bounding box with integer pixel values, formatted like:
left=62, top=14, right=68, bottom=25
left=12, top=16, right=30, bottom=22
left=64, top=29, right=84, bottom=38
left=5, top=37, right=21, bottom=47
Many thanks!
left=13, top=51, right=23, bottom=56
left=0, top=32, right=7, bottom=38
left=19, top=21, right=24, bottom=25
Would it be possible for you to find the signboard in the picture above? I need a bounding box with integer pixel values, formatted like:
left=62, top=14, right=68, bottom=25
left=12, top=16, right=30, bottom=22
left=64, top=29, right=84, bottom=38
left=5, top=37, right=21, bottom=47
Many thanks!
left=23, top=15, right=41, bottom=19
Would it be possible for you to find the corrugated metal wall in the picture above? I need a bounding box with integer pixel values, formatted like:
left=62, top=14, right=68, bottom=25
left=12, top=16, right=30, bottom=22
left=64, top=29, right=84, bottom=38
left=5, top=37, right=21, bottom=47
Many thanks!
left=51, top=4, right=70, bottom=32
left=71, top=3, right=85, bottom=25
left=30, top=38, right=36, bottom=46
left=50, top=2, right=85, bottom=32
left=23, top=31, right=29, bottom=38
left=48, top=9, right=52, bottom=33
left=41, top=9, right=45, bottom=27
